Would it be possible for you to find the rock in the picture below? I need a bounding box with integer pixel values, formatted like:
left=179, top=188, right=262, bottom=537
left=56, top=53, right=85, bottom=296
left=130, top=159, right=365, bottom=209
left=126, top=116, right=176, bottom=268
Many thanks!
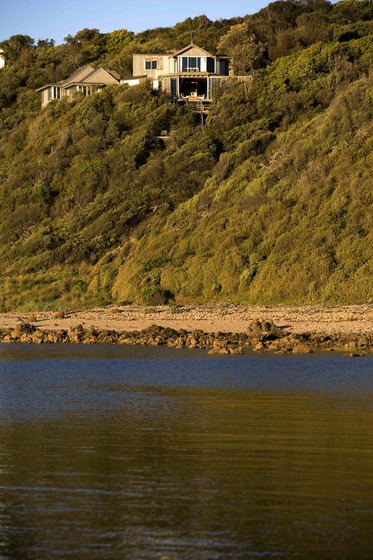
left=185, top=335, right=198, bottom=348
left=208, top=347, right=230, bottom=355
left=1, top=318, right=371, bottom=355
left=267, top=341, right=282, bottom=352
left=31, top=330, right=45, bottom=343
left=1, top=335, right=12, bottom=343
left=247, top=319, right=285, bottom=342
left=14, top=322, right=36, bottom=335
left=228, top=346, right=244, bottom=355
left=345, top=341, right=358, bottom=349
left=292, top=343, right=313, bottom=354
left=357, top=336, right=369, bottom=348
left=19, top=334, right=32, bottom=343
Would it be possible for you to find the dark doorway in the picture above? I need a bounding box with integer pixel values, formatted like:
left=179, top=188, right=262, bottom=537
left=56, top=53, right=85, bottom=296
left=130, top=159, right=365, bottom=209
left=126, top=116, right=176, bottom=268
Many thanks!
left=179, top=78, right=207, bottom=98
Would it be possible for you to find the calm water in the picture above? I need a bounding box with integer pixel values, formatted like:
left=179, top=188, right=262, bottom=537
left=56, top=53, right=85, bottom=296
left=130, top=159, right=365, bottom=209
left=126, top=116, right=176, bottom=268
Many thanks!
left=0, top=343, right=372, bottom=559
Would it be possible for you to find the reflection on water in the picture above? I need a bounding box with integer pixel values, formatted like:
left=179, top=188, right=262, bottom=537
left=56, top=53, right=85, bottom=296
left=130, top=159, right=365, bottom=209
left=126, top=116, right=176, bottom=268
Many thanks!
left=0, top=344, right=372, bottom=559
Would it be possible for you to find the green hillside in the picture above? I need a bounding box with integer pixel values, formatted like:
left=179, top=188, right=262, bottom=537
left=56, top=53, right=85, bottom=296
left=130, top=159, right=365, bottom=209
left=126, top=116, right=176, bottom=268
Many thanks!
left=0, top=0, right=372, bottom=310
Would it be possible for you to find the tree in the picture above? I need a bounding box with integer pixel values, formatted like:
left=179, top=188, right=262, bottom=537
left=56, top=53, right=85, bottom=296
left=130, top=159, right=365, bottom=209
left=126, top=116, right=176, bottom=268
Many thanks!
left=75, top=28, right=101, bottom=45
left=36, top=39, right=55, bottom=49
left=218, top=23, right=265, bottom=75
left=0, top=35, right=34, bottom=64
left=105, top=29, right=134, bottom=53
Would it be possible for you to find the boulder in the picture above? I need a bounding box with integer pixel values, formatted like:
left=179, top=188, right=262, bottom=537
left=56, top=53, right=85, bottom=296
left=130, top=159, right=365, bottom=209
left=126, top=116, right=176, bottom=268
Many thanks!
left=208, top=347, right=230, bottom=355
left=247, top=319, right=285, bottom=342
left=292, top=343, right=313, bottom=354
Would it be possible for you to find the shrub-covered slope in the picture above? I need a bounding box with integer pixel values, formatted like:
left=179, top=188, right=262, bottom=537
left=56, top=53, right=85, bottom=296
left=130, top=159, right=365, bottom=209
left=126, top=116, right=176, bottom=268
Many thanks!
left=114, top=75, right=372, bottom=305
left=0, top=1, right=372, bottom=309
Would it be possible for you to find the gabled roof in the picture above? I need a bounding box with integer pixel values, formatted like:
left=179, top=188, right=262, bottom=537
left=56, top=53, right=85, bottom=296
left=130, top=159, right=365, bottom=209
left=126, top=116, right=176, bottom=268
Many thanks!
left=105, top=68, right=121, bottom=80
left=170, top=43, right=214, bottom=59
left=58, top=66, right=120, bottom=86
left=60, top=65, right=96, bottom=85
left=36, top=83, right=56, bottom=92
left=36, top=66, right=120, bottom=92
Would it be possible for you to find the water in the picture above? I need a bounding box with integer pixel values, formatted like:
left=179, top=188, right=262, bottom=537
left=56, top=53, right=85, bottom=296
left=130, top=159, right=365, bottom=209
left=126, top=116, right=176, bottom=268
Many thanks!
left=0, top=343, right=372, bottom=559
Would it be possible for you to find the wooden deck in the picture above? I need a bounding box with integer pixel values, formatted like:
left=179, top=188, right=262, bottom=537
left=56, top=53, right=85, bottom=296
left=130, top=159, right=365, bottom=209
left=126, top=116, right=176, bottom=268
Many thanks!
left=177, top=97, right=212, bottom=113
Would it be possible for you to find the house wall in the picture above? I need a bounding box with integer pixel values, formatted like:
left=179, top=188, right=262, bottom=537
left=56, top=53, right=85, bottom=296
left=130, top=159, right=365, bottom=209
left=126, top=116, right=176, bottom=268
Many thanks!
left=40, top=89, right=49, bottom=108
left=133, top=54, right=170, bottom=79
left=0, top=49, right=4, bottom=69
left=160, top=76, right=173, bottom=95
left=40, top=86, right=63, bottom=108
left=121, top=77, right=146, bottom=87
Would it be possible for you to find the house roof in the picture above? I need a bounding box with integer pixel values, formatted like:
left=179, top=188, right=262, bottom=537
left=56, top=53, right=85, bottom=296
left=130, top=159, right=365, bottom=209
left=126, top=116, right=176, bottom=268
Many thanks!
left=72, top=67, right=120, bottom=82
left=59, top=65, right=92, bottom=85
left=170, top=43, right=214, bottom=59
left=36, top=84, right=56, bottom=92
left=105, top=69, right=121, bottom=80
left=36, top=66, right=120, bottom=92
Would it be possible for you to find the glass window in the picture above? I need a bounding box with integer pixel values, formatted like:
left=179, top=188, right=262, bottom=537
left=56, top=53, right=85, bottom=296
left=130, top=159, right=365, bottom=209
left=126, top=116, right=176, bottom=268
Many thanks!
left=207, top=57, right=215, bottom=73
left=171, top=79, right=177, bottom=96
left=146, top=60, right=157, bottom=70
left=51, top=86, right=61, bottom=99
left=180, top=57, right=202, bottom=71
left=219, top=59, right=229, bottom=76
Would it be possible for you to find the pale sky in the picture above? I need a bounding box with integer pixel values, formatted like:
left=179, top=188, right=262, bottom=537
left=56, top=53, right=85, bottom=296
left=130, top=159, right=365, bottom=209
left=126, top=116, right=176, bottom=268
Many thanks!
left=1, top=0, right=279, bottom=45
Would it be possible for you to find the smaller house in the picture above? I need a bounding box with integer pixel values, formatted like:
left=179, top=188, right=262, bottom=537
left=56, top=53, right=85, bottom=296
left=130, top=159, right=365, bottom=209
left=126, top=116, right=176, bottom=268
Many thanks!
left=37, top=65, right=120, bottom=107
left=0, top=49, right=5, bottom=69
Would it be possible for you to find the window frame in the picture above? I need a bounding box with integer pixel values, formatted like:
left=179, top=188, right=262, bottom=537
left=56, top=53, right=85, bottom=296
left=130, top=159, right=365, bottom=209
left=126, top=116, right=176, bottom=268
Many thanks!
left=145, top=59, right=157, bottom=70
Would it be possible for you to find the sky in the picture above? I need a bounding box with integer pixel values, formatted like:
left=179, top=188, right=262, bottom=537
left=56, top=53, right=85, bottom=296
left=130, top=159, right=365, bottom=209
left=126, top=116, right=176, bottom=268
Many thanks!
left=0, top=0, right=277, bottom=45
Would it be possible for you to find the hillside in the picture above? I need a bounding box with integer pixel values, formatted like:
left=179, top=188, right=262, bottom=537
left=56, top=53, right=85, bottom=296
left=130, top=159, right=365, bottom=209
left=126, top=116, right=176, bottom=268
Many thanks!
left=0, top=0, right=372, bottom=310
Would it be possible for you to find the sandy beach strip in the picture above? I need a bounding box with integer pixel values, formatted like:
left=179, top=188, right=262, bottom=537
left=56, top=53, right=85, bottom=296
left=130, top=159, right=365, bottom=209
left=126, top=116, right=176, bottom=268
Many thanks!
left=0, top=304, right=372, bottom=336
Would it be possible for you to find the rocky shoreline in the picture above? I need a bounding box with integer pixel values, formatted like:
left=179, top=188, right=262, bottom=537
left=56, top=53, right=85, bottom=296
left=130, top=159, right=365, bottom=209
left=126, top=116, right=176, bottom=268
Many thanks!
left=0, top=319, right=371, bottom=355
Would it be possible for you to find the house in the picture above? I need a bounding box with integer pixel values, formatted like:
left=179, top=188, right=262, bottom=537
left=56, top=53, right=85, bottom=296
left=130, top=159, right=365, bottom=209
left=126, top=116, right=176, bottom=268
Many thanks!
left=36, top=65, right=120, bottom=107
left=125, top=43, right=234, bottom=101
left=0, top=49, right=5, bottom=69
left=36, top=44, right=250, bottom=109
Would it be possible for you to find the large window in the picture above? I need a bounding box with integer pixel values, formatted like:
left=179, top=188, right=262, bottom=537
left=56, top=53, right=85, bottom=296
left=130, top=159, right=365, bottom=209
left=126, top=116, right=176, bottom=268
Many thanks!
left=145, top=60, right=157, bottom=70
left=180, top=57, right=201, bottom=71
left=50, top=86, right=61, bottom=100
left=77, top=85, right=93, bottom=96
left=179, top=56, right=216, bottom=72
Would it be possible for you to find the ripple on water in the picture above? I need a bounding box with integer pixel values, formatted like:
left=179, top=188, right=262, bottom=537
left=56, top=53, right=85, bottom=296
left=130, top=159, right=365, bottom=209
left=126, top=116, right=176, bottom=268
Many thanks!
left=0, top=344, right=372, bottom=559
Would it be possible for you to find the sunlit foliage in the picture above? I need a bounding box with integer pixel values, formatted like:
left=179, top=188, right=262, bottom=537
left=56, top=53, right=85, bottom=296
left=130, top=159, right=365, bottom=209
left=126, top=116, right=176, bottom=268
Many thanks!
left=0, top=1, right=372, bottom=309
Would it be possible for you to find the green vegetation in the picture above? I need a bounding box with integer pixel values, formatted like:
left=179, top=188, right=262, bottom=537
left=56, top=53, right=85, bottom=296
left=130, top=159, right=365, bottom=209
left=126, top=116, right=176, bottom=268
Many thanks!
left=0, top=1, right=372, bottom=310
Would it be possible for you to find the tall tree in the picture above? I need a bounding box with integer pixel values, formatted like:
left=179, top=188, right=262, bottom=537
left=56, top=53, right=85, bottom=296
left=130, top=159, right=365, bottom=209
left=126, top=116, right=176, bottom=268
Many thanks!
left=218, top=23, right=265, bottom=74
left=0, top=35, right=34, bottom=64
